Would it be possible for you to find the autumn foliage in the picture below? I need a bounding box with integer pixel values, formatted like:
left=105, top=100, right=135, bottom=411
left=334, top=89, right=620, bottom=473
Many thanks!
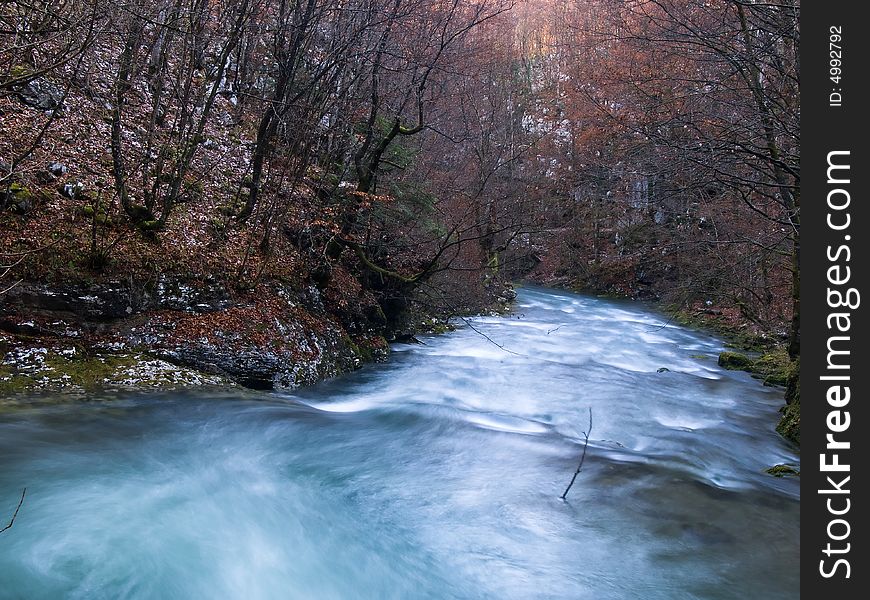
left=2, top=0, right=799, bottom=345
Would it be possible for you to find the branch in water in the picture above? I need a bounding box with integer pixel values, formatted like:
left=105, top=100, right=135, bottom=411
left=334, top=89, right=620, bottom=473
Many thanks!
left=0, top=488, right=26, bottom=534
left=560, top=409, right=592, bottom=500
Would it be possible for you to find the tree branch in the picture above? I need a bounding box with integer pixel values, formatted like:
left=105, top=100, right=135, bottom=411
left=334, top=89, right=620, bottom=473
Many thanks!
left=0, top=488, right=26, bottom=534
left=561, top=409, right=592, bottom=499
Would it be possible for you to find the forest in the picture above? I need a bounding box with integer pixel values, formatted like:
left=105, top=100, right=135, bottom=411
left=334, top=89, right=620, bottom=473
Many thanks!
left=2, top=0, right=799, bottom=430
left=1, top=1, right=803, bottom=596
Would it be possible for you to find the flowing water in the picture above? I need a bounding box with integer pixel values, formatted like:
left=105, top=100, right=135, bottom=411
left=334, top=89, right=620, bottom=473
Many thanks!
left=0, top=286, right=799, bottom=599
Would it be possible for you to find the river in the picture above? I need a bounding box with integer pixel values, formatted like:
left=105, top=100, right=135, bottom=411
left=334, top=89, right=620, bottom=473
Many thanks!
left=0, top=286, right=799, bottom=599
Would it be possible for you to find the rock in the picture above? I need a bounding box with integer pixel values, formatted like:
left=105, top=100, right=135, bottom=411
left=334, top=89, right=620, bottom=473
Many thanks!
left=48, top=162, right=68, bottom=176
left=0, top=318, right=46, bottom=336
left=35, top=170, right=55, bottom=184
left=152, top=311, right=363, bottom=391
left=2, top=282, right=135, bottom=320
left=776, top=359, right=800, bottom=444
left=15, top=78, right=64, bottom=111
left=0, top=346, right=232, bottom=394
left=4, top=183, right=35, bottom=214
left=765, top=464, right=799, bottom=477
left=717, top=351, right=753, bottom=370
left=60, top=181, right=84, bottom=199
left=776, top=402, right=800, bottom=444
left=153, top=276, right=232, bottom=313
left=1, top=279, right=386, bottom=393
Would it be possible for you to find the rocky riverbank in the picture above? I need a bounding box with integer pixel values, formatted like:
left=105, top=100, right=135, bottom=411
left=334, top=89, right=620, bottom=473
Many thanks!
left=0, top=277, right=390, bottom=396
left=1, top=276, right=517, bottom=398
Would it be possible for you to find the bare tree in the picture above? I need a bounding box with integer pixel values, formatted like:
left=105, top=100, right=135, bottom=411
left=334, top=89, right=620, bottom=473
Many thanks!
left=109, top=0, right=254, bottom=230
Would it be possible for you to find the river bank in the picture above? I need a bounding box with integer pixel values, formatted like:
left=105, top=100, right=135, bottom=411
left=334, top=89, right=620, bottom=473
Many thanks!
left=0, top=276, right=518, bottom=397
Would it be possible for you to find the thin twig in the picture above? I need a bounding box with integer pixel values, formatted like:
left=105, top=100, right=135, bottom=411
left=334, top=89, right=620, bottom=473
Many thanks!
left=0, top=488, right=26, bottom=534
left=455, top=314, right=526, bottom=357
left=437, top=295, right=526, bottom=357
left=0, top=278, right=24, bottom=296
left=561, top=409, right=592, bottom=500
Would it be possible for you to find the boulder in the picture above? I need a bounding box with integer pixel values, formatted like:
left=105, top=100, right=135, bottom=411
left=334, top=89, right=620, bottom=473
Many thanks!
left=717, top=351, right=753, bottom=370
left=153, top=276, right=232, bottom=313
left=4, top=183, right=35, bottom=214
left=2, top=283, right=135, bottom=320
left=60, top=181, right=84, bottom=199
left=48, top=162, right=68, bottom=176
left=15, top=78, right=64, bottom=111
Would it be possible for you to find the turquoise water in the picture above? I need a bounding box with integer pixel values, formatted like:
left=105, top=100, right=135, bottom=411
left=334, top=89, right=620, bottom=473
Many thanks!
left=0, top=287, right=799, bottom=599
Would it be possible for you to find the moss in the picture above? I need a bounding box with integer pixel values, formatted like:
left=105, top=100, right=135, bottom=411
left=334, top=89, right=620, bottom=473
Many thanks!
left=346, top=335, right=389, bottom=363
left=427, top=322, right=456, bottom=334
left=9, top=182, right=33, bottom=200
left=6, top=183, right=35, bottom=213
left=717, top=351, right=753, bottom=370
left=138, top=220, right=161, bottom=231
left=752, top=348, right=791, bottom=386
left=784, top=357, right=800, bottom=404
left=766, top=464, right=799, bottom=477
left=1, top=348, right=233, bottom=394
left=776, top=358, right=800, bottom=444
left=8, top=64, right=33, bottom=80
left=182, top=180, right=204, bottom=202
left=0, top=365, right=37, bottom=394
left=0, top=64, right=33, bottom=85
left=777, top=402, right=800, bottom=444
left=665, top=306, right=771, bottom=353
left=1, top=350, right=140, bottom=392
left=42, top=352, right=139, bottom=389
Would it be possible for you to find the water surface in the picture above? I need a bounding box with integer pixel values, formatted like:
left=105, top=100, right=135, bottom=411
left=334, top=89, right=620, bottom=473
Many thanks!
left=0, top=286, right=799, bottom=599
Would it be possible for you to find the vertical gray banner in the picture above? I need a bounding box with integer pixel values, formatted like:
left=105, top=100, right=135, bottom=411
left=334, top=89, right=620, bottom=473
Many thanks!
left=803, top=1, right=866, bottom=595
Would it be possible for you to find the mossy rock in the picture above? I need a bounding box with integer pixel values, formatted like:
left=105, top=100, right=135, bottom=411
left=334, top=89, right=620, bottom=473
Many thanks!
left=752, top=348, right=792, bottom=386
left=776, top=402, right=800, bottom=444
left=785, top=358, right=800, bottom=404
left=664, top=306, right=771, bottom=352
left=182, top=180, right=204, bottom=202
left=777, top=359, right=800, bottom=444
left=1, top=349, right=234, bottom=394
left=766, top=464, right=799, bottom=477
left=9, top=182, right=32, bottom=197
left=217, top=203, right=240, bottom=217
left=717, top=351, right=753, bottom=370
left=6, top=182, right=35, bottom=214
left=137, top=219, right=161, bottom=231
